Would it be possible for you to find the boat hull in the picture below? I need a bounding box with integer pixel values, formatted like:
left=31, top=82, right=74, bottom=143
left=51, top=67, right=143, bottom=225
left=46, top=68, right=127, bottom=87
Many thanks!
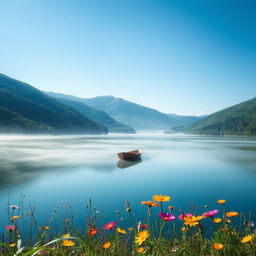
left=117, top=150, right=141, bottom=161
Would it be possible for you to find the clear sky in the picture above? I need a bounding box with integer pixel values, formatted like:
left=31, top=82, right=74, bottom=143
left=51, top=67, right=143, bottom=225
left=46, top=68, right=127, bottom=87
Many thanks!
left=0, top=0, right=255, bottom=115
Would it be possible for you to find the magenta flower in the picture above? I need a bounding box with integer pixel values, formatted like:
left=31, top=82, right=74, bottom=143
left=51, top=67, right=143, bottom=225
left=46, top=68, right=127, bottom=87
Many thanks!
left=103, top=221, right=116, bottom=230
left=178, top=213, right=193, bottom=220
left=6, top=225, right=15, bottom=231
left=159, top=212, right=176, bottom=222
left=202, top=209, right=219, bottom=218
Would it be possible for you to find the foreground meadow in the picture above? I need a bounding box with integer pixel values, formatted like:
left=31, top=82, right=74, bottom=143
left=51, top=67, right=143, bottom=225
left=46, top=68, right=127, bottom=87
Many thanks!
left=1, top=195, right=255, bottom=256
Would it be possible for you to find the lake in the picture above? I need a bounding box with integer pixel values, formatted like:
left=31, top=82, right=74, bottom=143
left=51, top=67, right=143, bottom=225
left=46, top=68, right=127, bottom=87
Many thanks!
left=0, top=134, right=256, bottom=231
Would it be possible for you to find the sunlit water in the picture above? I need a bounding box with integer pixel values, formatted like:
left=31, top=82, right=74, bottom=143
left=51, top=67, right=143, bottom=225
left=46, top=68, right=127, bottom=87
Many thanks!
left=0, top=134, right=256, bottom=232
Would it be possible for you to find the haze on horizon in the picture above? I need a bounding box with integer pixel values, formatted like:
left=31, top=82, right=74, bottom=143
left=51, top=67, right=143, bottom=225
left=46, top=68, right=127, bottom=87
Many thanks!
left=0, top=0, right=255, bottom=116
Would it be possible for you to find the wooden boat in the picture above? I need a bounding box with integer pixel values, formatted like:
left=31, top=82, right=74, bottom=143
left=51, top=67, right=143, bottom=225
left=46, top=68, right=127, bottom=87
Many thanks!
left=117, top=150, right=142, bottom=161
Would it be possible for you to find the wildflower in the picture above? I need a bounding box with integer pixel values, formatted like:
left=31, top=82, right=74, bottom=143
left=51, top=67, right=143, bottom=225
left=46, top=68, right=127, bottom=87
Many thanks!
left=181, top=226, right=188, bottom=232
left=141, top=201, right=159, bottom=207
left=62, top=234, right=70, bottom=238
left=183, top=216, right=203, bottom=227
left=213, top=243, right=224, bottom=250
left=116, top=227, right=127, bottom=234
left=178, top=213, right=192, bottom=220
left=103, top=221, right=116, bottom=230
left=44, top=226, right=49, bottom=230
left=135, top=230, right=150, bottom=245
left=62, top=240, right=74, bottom=247
left=140, top=223, right=148, bottom=229
left=202, top=210, right=219, bottom=218
left=10, top=205, right=19, bottom=210
left=103, top=242, right=111, bottom=249
left=159, top=212, right=176, bottom=222
left=241, top=235, right=253, bottom=243
left=168, top=206, right=174, bottom=211
left=225, top=219, right=232, bottom=223
left=217, top=199, right=226, bottom=205
left=152, top=195, right=170, bottom=202
left=226, top=211, right=239, bottom=217
left=137, top=247, right=144, bottom=253
left=128, top=227, right=134, bottom=231
left=9, top=243, right=16, bottom=248
left=213, top=218, right=222, bottom=224
left=88, top=228, right=97, bottom=236
left=12, top=215, right=19, bottom=220
left=6, top=225, right=15, bottom=231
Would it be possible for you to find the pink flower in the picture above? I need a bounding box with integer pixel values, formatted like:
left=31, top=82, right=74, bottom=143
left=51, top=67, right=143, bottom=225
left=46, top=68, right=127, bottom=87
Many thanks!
left=159, top=212, right=176, bottom=222
left=202, top=210, right=219, bottom=218
left=6, top=225, right=15, bottom=231
left=103, top=221, right=116, bottom=230
left=178, top=213, right=193, bottom=220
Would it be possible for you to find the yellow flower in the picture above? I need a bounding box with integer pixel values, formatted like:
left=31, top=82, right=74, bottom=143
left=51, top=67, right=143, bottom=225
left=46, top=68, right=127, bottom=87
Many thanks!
left=103, top=242, right=111, bottom=249
left=62, top=240, right=74, bottom=247
left=12, top=216, right=19, bottom=220
left=213, top=218, right=222, bottom=224
left=213, top=243, right=224, bottom=250
left=141, top=201, right=159, bottom=207
left=217, top=199, right=226, bottom=205
left=44, top=226, right=49, bottom=230
left=152, top=195, right=170, bottom=202
left=9, top=243, right=16, bottom=248
left=183, top=216, right=203, bottom=227
left=137, top=247, right=144, bottom=253
left=62, top=233, right=70, bottom=238
left=135, top=230, right=150, bottom=245
left=116, top=227, right=127, bottom=234
left=181, top=226, right=188, bottom=232
left=241, top=235, right=253, bottom=243
left=226, top=211, right=239, bottom=217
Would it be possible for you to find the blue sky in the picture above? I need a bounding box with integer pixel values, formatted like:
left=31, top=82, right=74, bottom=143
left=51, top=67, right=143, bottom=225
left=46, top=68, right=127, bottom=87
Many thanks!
left=0, top=0, right=255, bottom=115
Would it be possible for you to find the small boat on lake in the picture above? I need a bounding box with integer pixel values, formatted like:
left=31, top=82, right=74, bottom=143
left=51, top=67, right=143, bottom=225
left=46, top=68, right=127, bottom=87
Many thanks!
left=117, top=150, right=142, bottom=161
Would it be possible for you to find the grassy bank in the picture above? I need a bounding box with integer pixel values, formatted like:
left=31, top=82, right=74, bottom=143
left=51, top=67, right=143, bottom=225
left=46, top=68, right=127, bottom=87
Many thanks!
left=1, top=196, right=255, bottom=256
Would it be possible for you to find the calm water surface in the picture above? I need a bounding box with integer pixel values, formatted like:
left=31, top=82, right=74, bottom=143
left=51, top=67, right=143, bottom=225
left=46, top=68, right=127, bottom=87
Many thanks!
left=0, top=134, right=256, bottom=229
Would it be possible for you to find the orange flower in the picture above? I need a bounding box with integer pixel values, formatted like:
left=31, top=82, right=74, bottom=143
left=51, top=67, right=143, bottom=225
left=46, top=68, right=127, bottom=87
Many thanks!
left=217, top=199, right=226, bottom=205
left=116, top=227, right=127, bottom=234
left=152, top=195, right=170, bottom=202
left=88, top=228, right=97, bottom=236
left=213, top=243, right=224, bottom=250
left=141, top=201, right=159, bottom=207
left=137, top=247, right=144, bottom=253
left=226, top=211, right=239, bottom=217
left=168, top=206, right=174, bottom=211
left=241, top=235, right=253, bottom=243
left=213, top=218, right=222, bottom=224
left=103, top=242, right=111, bottom=249
left=12, top=216, right=19, bottom=220
left=62, top=240, right=74, bottom=247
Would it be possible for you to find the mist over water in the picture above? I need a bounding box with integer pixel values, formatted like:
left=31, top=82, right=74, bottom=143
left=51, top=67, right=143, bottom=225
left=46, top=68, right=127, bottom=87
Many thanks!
left=0, top=134, right=256, bottom=230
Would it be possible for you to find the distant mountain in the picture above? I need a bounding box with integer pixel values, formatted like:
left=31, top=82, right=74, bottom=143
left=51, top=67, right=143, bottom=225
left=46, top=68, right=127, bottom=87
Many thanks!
left=171, top=97, right=256, bottom=136
left=0, top=74, right=107, bottom=134
left=46, top=92, right=136, bottom=134
left=168, top=114, right=206, bottom=126
left=83, top=96, right=183, bottom=131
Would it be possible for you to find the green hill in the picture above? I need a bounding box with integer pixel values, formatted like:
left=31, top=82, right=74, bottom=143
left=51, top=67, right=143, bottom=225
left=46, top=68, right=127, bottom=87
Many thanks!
left=46, top=92, right=136, bottom=134
left=183, top=97, right=256, bottom=136
left=0, top=74, right=107, bottom=134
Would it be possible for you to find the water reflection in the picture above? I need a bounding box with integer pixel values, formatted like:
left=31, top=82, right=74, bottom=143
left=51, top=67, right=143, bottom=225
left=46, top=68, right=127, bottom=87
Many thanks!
left=117, top=158, right=142, bottom=169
